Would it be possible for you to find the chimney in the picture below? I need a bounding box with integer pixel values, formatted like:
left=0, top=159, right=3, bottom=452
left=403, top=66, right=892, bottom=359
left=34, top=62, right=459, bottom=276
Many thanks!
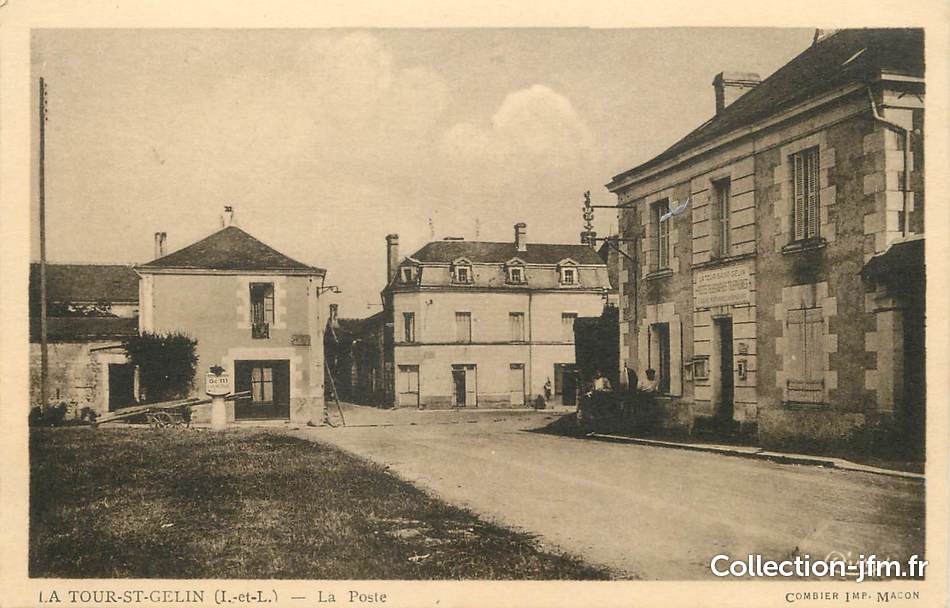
left=221, top=205, right=234, bottom=227
left=712, top=72, right=760, bottom=115
left=580, top=230, right=597, bottom=248
left=153, top=232, right=167, bottom=259
left=328, top=303, right=340, bottom=329
left=386, top=234, right=400, bottom=283
left=514, top=222, right=527, bottom=252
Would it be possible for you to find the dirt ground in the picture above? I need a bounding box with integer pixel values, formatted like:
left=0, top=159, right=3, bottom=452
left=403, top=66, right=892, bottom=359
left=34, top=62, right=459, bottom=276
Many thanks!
left=293, top=410, right=925, bottom=580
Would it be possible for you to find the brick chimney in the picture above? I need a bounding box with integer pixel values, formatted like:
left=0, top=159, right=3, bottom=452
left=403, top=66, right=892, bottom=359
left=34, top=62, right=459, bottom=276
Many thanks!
left=221, top=205, right=234, bottom=227
left=713, top=72, right=760, bottom=115
left=153, top=232, right=166, bottom=259
left=386, top=234, right=400, bottom=283
left=514, top=222, right=527, bottom=252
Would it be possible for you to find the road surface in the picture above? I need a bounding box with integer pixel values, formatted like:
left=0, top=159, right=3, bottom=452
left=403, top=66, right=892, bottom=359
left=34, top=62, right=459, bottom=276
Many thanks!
left=293, top=411, right=924, bottom=579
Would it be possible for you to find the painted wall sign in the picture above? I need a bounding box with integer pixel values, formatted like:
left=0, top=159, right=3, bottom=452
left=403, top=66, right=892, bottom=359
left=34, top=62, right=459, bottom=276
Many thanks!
left=291, top=334, right=311, bottom=346
left=694, top=264, right=752, bottom=309
left=205, top=372, right=231, bottom=396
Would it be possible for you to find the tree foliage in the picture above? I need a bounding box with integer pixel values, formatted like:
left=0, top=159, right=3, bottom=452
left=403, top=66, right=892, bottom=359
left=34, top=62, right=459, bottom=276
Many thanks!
left=122, top=331, right=198, bottom=402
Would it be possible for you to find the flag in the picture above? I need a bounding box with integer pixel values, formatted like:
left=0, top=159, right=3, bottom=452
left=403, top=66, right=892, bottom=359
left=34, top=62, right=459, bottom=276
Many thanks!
left=660, top=197, right=690, bottom=223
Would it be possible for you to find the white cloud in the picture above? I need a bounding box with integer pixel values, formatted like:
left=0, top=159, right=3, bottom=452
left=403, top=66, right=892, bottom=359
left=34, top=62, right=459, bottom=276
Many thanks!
left=442, top=84, right=595, bottom=173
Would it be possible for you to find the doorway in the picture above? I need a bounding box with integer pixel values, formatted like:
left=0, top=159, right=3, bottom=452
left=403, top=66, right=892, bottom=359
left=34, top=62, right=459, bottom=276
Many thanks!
left=714, top=318, right=734, bottom=420
left=452, top=364, right=477, bottom=407
left=508, top=363, right=525, bottom=406
left=108, top=363, right=136, bottom=411
left=554, top=363, right=578, bottom=406
left=234, top=360, right=291, bottom=419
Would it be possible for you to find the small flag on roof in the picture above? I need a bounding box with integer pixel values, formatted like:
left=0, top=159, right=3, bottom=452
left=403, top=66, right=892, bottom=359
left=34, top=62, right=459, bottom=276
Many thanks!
left=660, top=197, right=690, bottom=223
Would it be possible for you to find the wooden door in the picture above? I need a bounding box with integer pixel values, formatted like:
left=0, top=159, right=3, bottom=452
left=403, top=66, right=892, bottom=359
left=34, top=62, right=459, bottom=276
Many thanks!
left=508, top=364, right=525, bottom=406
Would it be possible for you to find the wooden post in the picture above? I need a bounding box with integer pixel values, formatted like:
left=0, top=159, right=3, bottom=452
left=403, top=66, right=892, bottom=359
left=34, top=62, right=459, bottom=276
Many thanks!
left=38, top=77, right=49, bottom=408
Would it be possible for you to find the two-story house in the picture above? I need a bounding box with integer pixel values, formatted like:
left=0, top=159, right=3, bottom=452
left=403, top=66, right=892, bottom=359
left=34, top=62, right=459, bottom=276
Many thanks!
left=135, top=215, right=327, bottom=424
left=380, top=224, right=613, bottom=409
left=607, top=29, right=924, bottom=458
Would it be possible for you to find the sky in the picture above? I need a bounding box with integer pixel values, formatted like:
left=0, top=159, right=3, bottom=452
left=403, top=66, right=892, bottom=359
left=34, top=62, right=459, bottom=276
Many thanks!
left=31, top=28, right=813, bottom=315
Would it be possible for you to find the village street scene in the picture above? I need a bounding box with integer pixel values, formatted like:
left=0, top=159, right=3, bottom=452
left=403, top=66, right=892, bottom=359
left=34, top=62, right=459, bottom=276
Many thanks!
left=26, top=27, right=927, bottom=592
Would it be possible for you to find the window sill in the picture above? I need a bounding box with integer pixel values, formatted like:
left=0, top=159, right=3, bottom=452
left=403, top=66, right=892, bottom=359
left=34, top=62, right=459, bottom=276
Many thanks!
left=781, top=238, right=827, bottom=256
left=644, top=268, right=673, bottom=281
left=782, top=400, right=827, bottom=410
left=690, top=251, right=755, bottom=270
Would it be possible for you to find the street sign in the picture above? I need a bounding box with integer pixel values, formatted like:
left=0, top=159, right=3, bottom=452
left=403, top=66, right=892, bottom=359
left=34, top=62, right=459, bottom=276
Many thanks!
left=205, top=372, right=231, bottom=396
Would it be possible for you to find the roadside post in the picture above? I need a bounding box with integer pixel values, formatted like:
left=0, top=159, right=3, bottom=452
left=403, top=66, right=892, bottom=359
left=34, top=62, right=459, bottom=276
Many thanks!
left=206, top=366, right=231, bottom=430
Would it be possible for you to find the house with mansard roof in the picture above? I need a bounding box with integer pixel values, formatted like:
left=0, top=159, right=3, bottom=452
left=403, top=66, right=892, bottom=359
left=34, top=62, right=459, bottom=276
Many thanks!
left=607, top=29, right=924, bottom=458
left=135, top=212, right=327, bottom=424
left=380, top=223, right=614, bottom=409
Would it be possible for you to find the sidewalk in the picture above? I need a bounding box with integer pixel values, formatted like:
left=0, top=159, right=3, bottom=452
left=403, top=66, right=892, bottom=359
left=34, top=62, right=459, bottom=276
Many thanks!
left=587, top=432, right=925, bottom=481
left=322, top=401, right=574, bottom=428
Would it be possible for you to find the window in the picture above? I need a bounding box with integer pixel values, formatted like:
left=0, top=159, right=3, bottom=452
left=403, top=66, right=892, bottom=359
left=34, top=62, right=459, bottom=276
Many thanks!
left=403, top=312, right=415, bottom=343
left=507, top=265, right=525, bottom=284
left=455, top=312, right=472, bottom=342
left=250, top=283, right=274, bottom=339
left=250, top=365, right=274, bottom=403
left=561, top=312, right=577, bottom=342
left=559, top=266, right=577, bottom=285
left=453, top=262, right=473, bottom=284
left=509, top=312, right=525, bottom=342
left=651, top=322, right=671, bottom=393
left=786, top=306, right=824, bottom=403
left=713, top=178, right=731, bottom=257
left=791, top=147, right=820, bottom=241
left=401, top=266, right=414, bottom=283
left=652, top=200, right=671, bottom=270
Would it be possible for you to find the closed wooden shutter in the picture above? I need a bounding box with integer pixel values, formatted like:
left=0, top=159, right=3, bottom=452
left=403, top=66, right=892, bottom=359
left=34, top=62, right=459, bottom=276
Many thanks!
left=792, top=153, right=806, bottom=241
left=787, top=307, right=824, bottom=403
left=805, top=149, right=820, bottom=239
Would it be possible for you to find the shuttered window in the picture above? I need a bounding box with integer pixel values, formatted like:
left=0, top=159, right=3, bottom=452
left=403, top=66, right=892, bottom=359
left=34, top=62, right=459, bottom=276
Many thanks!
left=791, top=147, right=820, bottom=241
left=561, top=313, right=577, bottom=343
left=786, top=306, right=824, bottom=403
left=403, top=312, right=415, bottom=343
left=455, top=312, right=472, bottom=343
left=509, top=312, right=525, bottom=342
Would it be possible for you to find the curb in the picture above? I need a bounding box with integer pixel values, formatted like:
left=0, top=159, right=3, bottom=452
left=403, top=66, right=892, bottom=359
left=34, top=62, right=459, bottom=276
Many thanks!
left=587, top=433, right=924, bottom=481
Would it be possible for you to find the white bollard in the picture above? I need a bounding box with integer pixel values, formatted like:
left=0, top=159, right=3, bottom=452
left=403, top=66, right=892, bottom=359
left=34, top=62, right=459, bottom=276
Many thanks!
left=210, top=395, right=227, bottom=430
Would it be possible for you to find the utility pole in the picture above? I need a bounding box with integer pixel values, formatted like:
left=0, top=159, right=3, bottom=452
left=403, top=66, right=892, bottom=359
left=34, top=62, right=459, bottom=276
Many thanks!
left=38, top=77, right=49, bottom=408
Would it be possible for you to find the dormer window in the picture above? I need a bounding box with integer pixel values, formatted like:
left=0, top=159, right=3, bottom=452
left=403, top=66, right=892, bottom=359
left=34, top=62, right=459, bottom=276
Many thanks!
left=452, top=259, right=473, bottom=284
left=558, top=260, right=578, bottom=286
left=401, top=266, right=414, bottom=283
left=505, top=259, right=526, bottom=284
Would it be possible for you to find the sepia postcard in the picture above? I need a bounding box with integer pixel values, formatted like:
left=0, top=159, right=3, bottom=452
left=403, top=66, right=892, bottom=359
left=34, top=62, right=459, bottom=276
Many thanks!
left=1, top=1, right=948, bottom=607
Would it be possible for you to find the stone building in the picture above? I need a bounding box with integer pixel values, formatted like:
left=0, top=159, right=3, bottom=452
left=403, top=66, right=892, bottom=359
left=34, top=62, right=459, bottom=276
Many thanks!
left=324, top=304, right=386, bottom=405
left=29, top=263, right=140, bottom=414
left=607, top=29, right=924, bottom=457
left=381, top=225, right=613, bottom=408
left=135, top=212, right=327, bottom=424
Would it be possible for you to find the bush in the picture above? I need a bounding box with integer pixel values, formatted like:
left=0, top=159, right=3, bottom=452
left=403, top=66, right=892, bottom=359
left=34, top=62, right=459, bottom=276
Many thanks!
left=28, top=401, right=85, bottom=427
left=122, top=331, right=198, bottom=402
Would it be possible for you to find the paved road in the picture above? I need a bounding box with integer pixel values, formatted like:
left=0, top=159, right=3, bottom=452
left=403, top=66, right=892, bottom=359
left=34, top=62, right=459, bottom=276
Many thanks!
left=292, top=412, right=924, bottom=580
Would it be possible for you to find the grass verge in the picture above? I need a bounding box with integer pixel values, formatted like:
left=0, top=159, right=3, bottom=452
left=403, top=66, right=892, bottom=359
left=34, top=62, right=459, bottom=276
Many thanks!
left=30, top=427, right=611, bottom=579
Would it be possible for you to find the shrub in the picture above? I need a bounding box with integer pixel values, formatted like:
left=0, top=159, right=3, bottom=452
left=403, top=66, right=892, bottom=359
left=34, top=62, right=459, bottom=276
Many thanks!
left=122, top=331, right=198, bottom=402
left=29, top=401, right=73, bottom=427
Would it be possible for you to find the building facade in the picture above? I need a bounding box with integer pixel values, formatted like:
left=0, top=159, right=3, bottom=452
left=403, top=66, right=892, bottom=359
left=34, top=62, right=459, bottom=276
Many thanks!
left=607, top=29, right=924, bottom=457
left=381, top=224, right=613, bottom=409
left=29, top=263, right=140, bottom=415
left=135, top=220, right=327, bottom=424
